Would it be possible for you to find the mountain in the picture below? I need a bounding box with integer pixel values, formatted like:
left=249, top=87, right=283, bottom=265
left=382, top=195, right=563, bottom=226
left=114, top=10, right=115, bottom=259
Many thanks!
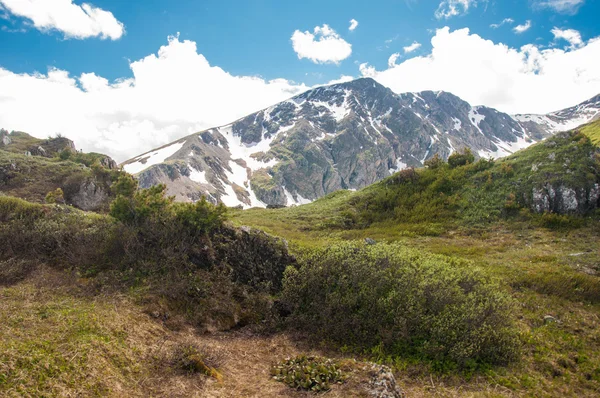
left=121, top=78, right=600, bottom=208
left=514, top=94, right=600, bottom=137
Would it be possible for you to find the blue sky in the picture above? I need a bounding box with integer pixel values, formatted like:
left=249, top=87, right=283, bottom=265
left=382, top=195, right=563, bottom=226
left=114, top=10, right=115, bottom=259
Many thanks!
left=2, top=0, right=598, bottom=86
left=0, top=0, right=599, bottom=160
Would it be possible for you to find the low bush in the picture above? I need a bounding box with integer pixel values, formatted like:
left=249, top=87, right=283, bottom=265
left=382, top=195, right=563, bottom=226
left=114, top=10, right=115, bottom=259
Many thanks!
left=448, top=148, right=475, bottom=169
left=0, top=188, right=293, bottom=330
left=271, top=355, right=345, bottom=392
left=281, top=242, right=520, bottom=368
left=537, top=212, right=584, bottom=230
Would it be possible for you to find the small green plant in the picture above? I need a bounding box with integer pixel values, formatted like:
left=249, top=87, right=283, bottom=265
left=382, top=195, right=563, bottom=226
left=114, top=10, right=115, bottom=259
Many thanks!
left=271, top=355, right=344, bottom=392
left=45, top=188, right=65, bottom=204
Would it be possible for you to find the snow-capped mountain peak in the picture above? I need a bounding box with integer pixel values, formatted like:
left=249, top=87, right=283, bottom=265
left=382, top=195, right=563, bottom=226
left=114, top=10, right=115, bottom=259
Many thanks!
left=122, top=78, right=599, bottom=208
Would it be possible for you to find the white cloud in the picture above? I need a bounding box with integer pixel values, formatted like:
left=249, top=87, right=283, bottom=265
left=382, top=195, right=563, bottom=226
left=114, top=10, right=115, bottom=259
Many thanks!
left=360, top=27, right=600, bottom=115
left=435, top=0, right=481, bottom=19
left=403, top=41, right=422, bottom=53
left=291, top=24, right=352, bottom=64
left=0, top=0, right=124, bottom=39
left=490, top=18, right=514, bottom=29
left=326, top=75, right=354, bottom=85
left=388, top=53, right=401, bottom=68
left=513, top=20, right=532, bottom=34
left=348, top=19, right=358, bottom=31
left=359, top=62, right=377, bottom=78
left=534, top=0, right=585, bottom=14
left=0, top=35, right=309, bottom=162
left=552, top=27, right=583, bottom=49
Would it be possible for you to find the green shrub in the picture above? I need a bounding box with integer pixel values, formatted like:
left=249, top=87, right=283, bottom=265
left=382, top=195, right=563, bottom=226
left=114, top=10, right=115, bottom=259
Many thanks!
left=448, top=148, right=475, bottom=169
left=271, top=355, right=344, bottom=392
left=281, top=242, right=519, bottom=367
left=110, top=183, right=174, bottom=226
left=174, top=197, right=227, bottom=236
left=45, top=188, right=65, bottom=204
left=0, top=194, right=292, bottom=330
left=424, top=153, right=444, bottom=169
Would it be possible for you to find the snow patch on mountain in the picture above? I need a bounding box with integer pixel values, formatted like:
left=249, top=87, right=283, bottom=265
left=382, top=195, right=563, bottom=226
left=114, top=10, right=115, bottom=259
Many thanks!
left=468, top=107, right=485, bottom=135
left=218, top=125, right=279, bottom=171
left=452, top=117, right=462, bottom=131
left=478, top=135, right=531, bottom=159
left=283, top=187, right=312, bottom=206
left=389, top=158, right=408, bottom=174
left=189, top=167, right=209, bottom=185
left=123, top=141, right=185, bottom=174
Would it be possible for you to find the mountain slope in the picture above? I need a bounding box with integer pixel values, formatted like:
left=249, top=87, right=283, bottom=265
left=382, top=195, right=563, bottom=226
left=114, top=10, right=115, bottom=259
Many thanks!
left=121, top=78, right=599, bottom=208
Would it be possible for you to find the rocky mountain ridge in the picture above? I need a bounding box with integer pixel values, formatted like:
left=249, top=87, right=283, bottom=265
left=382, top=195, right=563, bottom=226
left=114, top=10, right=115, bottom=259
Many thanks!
left=121, top=78, right=600, bottom=208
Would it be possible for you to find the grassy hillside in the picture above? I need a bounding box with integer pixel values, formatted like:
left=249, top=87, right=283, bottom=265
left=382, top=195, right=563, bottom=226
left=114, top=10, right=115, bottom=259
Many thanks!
left=233, top=130, right=599, bottom=241
left=228, top=129, right=600, bottom=396
left=1, top=127, right=600, bottom=397
left=0, top=131, right=124, bottom=210
left=581, top=119, right=600, bottom=145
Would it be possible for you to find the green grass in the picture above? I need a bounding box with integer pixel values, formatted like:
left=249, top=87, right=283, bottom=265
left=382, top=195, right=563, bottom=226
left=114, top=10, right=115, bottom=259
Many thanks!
left=580, top=119, right=600, bottom=145
left=0, top=278, right=150, bottom=396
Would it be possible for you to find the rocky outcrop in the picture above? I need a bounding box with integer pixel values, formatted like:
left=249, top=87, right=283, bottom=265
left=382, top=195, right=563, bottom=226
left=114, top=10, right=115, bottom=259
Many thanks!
left=98, top=155, right=118, bottom=170
left=67, top=179, right=109, bottom=211
left=0, top=130, right=11, bottom=146
left=531, top=183, right=600, bottom=214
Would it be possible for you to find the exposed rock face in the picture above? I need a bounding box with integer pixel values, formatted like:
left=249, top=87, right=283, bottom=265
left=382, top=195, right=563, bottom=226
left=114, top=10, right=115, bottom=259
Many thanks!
left=518, top=131, right=600, bottom=215
left=68, top=179, right=108, bottom=211
left=121, top=78, right=599, bottom=208
left=532, top=184, right=600, bottom=214
left=98, top=155, right=118, bottom=170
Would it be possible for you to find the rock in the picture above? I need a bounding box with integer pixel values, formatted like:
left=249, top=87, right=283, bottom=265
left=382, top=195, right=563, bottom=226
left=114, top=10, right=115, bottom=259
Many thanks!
left=365, top=238, right=377, bottom=245
left=366, top=364, right=405, bottom=398
left=531, top=183, right=599, bottom=215
left=1, top=134, right=11, bottom=146
left=240, top=226, right=252, bottom=233
left=69, top=179, right=108, bottom=211
left=544, top=315, right=557, bottom=324
left=99, top=156, right=118, bottom=169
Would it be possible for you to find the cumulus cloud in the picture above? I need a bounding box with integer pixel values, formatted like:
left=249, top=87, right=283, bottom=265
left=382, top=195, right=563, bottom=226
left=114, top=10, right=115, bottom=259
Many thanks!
left=490, top=18, right=514, bottom=29
left=435, top=0, right=481, bottom=19
left=291, top=24, right=352, bottom=64
left=388, top=53, right=401, bottom=68
left=403, top=41, right=422, bottom=53
left=533, top=0, right=585, bottom=14
left=0, top=0, right=124, bottom=39
left=0, top=35, right=309, bottom=161
left=360, top=27, right=600, bottom=114
left=348, top=19, right=358, bottom=31
left=513, top=20, right=532, bottom=34
left=552, top=27, right=583, bottom=49
left=359, top=62, right=377, bottom=78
